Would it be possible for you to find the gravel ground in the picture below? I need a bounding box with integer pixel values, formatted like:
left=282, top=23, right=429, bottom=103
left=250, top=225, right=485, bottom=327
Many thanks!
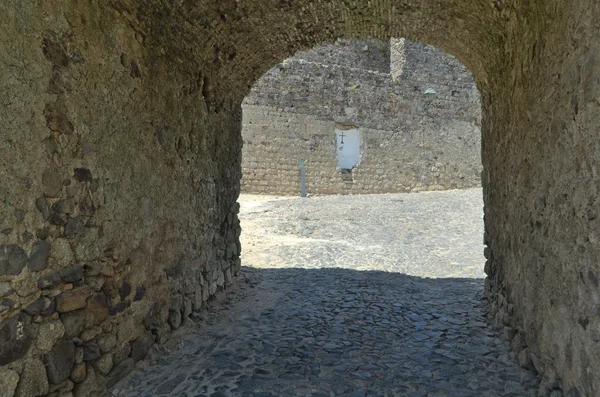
left=240, top=188, right=485, bottom=278
left=112, top=189, right=540, bottom=397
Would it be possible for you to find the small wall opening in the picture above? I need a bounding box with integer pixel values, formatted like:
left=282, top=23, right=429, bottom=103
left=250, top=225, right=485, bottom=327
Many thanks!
left=335, top=128, right=360, bottom=170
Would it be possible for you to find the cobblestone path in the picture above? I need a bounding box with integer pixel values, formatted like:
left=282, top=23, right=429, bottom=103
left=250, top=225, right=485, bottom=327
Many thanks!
left=112, top=189, right=540, bottom=397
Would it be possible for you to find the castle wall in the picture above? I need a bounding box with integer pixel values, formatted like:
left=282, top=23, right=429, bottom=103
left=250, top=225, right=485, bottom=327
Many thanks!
left=241, top=39, right=481, bottom=195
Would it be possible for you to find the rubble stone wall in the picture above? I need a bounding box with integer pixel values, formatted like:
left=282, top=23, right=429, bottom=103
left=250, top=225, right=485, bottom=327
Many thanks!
left=241, top=39, right=482, bottom=195
left=0, top=2, right=241, bottom=396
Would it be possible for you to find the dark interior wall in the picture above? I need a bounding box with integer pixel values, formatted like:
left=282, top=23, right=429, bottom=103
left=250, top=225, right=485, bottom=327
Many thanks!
left=482, top=1, right=600, bottom=394
left=0, top=2, right=241, bottom=396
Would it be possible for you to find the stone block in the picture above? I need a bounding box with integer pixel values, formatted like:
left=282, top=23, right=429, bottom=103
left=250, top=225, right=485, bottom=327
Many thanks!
left=14, top=359, right=49, bottom=397
left=70, top=363, right=86, bottom=384
left=44, top=340, right=76, bottom=384
left=112, top=344, right=131, bottom=365
left=73, top=366, right=104, bottom=397
left=94, top=354, right=113, bottom=375
left=511, top=332, right=527, bottom=354
left=42, top=166, right=63, bottom=197
left=168, top=310, right=182, bottom=330
left=119, top=281, right=131, bottom=301
left=24, top=296, right=54, bottom=316
left=75, top=347, right=83, bottom=364
left=82, top=343, right=101, bottom=361
left=0, top=368, right=19, bottom=397
left=28, top=240, right=51, bottom=271
left=0, top=245, right=27, bottom=276
left=108, top=300, right=130, bottom=316
left=0, top=315, right=31, bottom=365
left=59, top=265, right=84, bottom=283
left=153, top=324, right=171, bottom=344
left=37, top=320, right=66, bottom=352
left=60, top=311, right=86, bottom=338
left=183, top=297, right=192, bottom=319
left=133, top=285, right=146, bottom=301
left=106, top=358, right=134, bottom=388
left=84, top=293, right=109, bottom=327
left=56, top=287, right=93, bottom=313
left=116, top=317, right=143, bottom=344
left=64, top=217, right=84, bottom=237
left=130, top=333, right=155, bottom=362
left=80, top=326, right=102, bottom=342
left=97, top=333, right=117, bottom=354
left=519, top=347, right=534, bottom=370
left=39, top=273, right=62, bottom=289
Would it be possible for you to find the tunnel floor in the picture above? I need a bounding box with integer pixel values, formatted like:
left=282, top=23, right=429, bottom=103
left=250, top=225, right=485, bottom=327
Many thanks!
left=111, top=189, right=539, bottom=396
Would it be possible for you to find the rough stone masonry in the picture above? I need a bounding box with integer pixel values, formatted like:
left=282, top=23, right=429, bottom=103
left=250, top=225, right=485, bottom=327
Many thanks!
left=242, top=38, right=482, bottom=195
left=1, top=0, right=600, bottom=396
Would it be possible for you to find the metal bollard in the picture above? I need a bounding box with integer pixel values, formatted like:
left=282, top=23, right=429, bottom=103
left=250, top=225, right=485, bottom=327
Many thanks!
left=298, top=160, right=306, bottom=197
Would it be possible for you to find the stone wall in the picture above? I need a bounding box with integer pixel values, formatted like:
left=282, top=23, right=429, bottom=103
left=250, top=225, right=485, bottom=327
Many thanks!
left=1, top=0, right=600, bottom=396
left=0, top=2, right=241, bottom=396
left=241, top=39, right=481, bottom=195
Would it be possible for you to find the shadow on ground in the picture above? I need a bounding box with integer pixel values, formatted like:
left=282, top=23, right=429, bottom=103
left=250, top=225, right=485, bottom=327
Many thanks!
left=112, top=266, right=539, bottom=397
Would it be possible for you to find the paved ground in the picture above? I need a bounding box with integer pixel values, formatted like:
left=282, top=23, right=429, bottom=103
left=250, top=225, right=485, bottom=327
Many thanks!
left=112, top=189, right=540, bottom=397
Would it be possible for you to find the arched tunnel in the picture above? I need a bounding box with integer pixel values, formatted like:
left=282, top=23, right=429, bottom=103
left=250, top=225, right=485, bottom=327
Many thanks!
left=1, top=0, right=599, bottom=395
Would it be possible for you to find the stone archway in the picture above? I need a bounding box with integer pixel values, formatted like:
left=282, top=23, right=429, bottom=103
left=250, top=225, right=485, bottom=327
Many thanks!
left=1, top=1, right=598, bottom=395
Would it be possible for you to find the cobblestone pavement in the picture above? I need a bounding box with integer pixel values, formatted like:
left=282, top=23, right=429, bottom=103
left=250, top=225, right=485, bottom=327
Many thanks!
left=112, top=189, right=540, bottom=397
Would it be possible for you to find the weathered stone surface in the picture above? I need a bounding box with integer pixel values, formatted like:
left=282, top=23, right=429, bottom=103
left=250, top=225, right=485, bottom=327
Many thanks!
left=49, top=239, right=73, bottom=268
left=0, top=245, right=27, bottom=276
left=94, top=354, right=113, bottom=375
left=153, top=324, right=171, bottom=345
left=28, top=240, right=51, bottom=271
left=168, top=310, right=182, bottom=330
left=183, top=297, right=192, bottom=319
left=130, top=334, right=155, bottom=362
left=116, top=318, right=143, bottom=345
left=43, top=101, right=74, bottom=134
left=133, top=285, right=145, bottom=301
left=0, top=316, right=31, bottom=365
left=52, top=199, right=75, bottom=214
left=74, top=346, right=84, bottom=365
left=42, top=166, right=63, bottom=197
left=0, top=282, right=12, bottom=297
left=108, top=300, right=130, bottom=316
left=64, top=217, right=84, bottom=237
left=82, top=343, right=100, bottom=361
left=112, top=344, right=131, bottom=366
left=73, top=366, right=104, bottom=397
left=35, top=197, right=51, bottom=220
left=14, top=358, right=49, bottom=397
left=80, top=326, right=102, bottom=342
left=59, top=264, right=84, bottom=283
left=37, top=319, right=66, bottom=352
left=56, top=287, right=93, bottom=313
left=97, top=334, right=117, bottom=354
left=106, top=358, right=134, bottom=388
left=70, top=363, right=86, bottom=384
left=38, top=273, right=61, bottom=289
left=44, top=340, right=76, bottom=384
left=60, top=311, right=86, bottom=338
left=0, top=368, right=19, bottom=397
left=119, top=281, right=131, bottom=301
left=0, top=298, right=18, bottom=314
left=24, top=297, right=53, bottom=316
left=73, top=168, right=93, bottom=182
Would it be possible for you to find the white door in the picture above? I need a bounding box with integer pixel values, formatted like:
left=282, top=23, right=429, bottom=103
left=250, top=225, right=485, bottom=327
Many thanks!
left=335, top=128, right=360, bottom=169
